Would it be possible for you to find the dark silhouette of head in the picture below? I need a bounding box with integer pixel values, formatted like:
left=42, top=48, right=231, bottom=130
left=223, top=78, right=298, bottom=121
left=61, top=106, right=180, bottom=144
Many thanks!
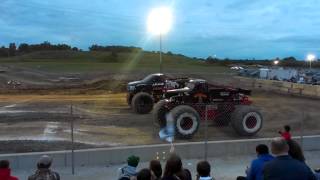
left=0, top=160, right=9, bottom=169
left=149, top=160, right=162, bottom=178
left=256, top=144, right=269, bottom=155
left=197, top=161, right=211, bottom=177
left=37, top=155, right=52, bottom=169
left=163, top=154, right=182, bottom=177
left=127, top=155, right=140, bottom=167
left=137, top=168, right=152, bottom=180
left=287, top=139, right=305, bottom=162
left=271, top=137, right=289, bottom=155
left=284, top=125, right=291, bottom=132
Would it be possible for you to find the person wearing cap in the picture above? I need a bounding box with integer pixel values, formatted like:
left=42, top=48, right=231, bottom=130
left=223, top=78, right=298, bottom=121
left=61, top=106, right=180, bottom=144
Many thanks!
left=118, top=155, right=140, bottom=180
left=0, top=160, right=19, bottom=180
left=28, top=155, right=60, bottom=180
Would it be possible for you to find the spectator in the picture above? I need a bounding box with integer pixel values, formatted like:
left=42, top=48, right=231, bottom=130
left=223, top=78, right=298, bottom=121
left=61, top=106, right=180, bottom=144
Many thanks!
left=137, top=169, right=152, bottom=180
left=196, top=161, right=214, bottom=180
left=183, top=169, right=192, bottom=180
left=162, top=153, right=189, bottom=180
left=150, top=160, right=162, bottom=180
left=0, top=160, right=18, bottom=180
left=278, top=125, right=291, bottom=140
left=263, top=137, right=316, bottom=180
left=118, top=155, right=140, bottom=180
left=28, top=155, right=60, bottom=180
left=237, top=144, right=274, bottom=180
left=287, top=139, right=305, bottom=162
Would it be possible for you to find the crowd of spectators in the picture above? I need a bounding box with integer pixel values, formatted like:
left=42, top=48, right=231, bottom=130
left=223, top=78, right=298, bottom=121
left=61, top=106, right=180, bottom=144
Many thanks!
left=0, top=155, right=60, bottom=180
left=1, top=125, right=320, bottom=180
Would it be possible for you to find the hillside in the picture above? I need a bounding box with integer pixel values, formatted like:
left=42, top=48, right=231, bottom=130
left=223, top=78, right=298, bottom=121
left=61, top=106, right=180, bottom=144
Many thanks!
left=0, top=50, right=229, bottom=74
left=0, top=50, right=232, bottom=93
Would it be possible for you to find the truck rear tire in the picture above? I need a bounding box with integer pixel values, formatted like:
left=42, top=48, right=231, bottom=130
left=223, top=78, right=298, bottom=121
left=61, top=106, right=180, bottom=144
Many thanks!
left=132, top=92, right=154, bottom=114
left=153, top=100, right=169, bottom=128
left=170, top=105, right=200, bottom=138
left=231, top=105, right=263, bottom=136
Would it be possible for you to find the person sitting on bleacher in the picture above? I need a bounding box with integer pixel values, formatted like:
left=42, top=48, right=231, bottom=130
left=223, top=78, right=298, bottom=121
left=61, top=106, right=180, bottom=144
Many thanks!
left=28, top=155, right=60, bottom=180
left=162, top=153, right=191, bottom=180
left=263, top=138, right=316, bottom=180
left=149, top=160, right=162, bottom=180
left=118, top=155, right=140, bottom=180
left=237, top=144, right=274, bottom=180
left=0, top=160, right=18, bottom=180
left=196, top=161, right=215, bottom=180
left=137, top=169, right=152, bottom=180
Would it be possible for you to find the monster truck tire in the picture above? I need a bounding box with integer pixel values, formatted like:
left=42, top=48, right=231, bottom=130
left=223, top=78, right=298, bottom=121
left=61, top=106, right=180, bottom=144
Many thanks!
left=231, top=105, right=263, bottom=136
left=153, top=100, right=169, bottom=128
left=132, top=92, right=154, bottom=114
left=170, top=105, right=200, bottom=138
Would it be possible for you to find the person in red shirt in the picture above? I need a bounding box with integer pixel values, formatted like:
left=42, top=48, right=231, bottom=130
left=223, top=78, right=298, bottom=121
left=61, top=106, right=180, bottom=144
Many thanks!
left=278, top=125, right=292, bottom=140
left=0, top=160, right=18, bottom=180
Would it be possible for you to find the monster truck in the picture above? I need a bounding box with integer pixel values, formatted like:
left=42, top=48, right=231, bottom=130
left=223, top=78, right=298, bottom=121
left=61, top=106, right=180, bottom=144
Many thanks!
left=153, top=79, right=263, bottom=138
left=127, top=73, right=189, bottom=114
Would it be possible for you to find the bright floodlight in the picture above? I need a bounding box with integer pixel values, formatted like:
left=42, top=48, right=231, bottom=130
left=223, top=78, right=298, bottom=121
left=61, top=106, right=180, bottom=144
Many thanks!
left=147, top=7, right=173, bottom=35
left=274, top=60, right=279, bottom=65
left=306, top=54, right=316, bottom=62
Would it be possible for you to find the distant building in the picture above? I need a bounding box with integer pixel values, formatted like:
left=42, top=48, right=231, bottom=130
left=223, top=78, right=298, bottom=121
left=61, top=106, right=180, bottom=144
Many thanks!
left=259, top=68, right=298, bottom=81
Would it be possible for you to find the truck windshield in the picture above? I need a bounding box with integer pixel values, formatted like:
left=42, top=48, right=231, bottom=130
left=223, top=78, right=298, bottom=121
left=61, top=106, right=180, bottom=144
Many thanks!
left=142, top=74, right=156, bottom=83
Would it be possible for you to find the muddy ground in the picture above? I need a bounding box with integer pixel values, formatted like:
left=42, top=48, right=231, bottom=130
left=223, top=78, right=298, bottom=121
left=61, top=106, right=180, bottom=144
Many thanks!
left=0, top=91, right=319, bottom=154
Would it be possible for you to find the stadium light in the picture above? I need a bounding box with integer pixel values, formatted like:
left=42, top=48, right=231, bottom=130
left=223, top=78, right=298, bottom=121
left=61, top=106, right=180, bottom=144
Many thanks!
left=147, top=7, right=173, bottom=73
left=306, top=54, right=316, bottom=69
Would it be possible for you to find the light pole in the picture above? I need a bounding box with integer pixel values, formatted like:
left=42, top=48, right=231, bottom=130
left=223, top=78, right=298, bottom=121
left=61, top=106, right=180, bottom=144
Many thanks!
left=159, top=33, right=163, bottom=73
left=306, top=54, right=316, bottom=70
left=147, top=7, right=173, bottom=73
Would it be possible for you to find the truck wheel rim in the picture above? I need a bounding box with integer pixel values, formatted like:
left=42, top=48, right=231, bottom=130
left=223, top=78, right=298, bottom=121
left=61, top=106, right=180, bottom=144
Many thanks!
left=176, top=113, right=198, bottom=135
left=138, top=96, right=152, bottom=107
left=242, top=112, right=261, bottom=133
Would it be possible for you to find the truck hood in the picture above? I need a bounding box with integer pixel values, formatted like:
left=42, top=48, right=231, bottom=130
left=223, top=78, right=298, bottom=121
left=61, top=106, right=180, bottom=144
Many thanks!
left=128, top=81, right=141, bottom=86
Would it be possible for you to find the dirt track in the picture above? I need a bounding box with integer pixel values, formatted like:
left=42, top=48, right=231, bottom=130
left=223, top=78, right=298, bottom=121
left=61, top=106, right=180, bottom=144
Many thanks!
left=0, top=91, right=319, bottom=153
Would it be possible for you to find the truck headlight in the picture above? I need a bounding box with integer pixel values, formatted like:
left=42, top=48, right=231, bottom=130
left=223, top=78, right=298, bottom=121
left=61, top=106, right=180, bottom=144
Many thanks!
left=128, top=86, right=135, bottom=91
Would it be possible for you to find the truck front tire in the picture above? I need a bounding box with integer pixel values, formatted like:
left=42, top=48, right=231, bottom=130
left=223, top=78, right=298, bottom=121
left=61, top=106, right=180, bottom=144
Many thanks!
left=132, top=92, right=154, bottom=114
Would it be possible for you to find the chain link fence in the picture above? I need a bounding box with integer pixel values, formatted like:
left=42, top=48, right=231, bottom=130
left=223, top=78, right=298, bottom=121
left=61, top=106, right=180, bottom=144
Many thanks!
left=0, top=91, right=320, bottom=176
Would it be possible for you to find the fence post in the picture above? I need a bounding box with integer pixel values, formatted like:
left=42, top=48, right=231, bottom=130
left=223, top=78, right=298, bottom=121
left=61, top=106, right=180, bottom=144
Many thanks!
left=204, top=105, right=208, bottom=161
left=70, top=105, right=75, bottom=175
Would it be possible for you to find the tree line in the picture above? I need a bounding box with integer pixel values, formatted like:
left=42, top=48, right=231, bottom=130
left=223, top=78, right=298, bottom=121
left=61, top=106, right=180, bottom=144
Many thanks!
left=0, top=41, right=79, bottom=57
left=88, top=44, right=142, bottom=53
left=0, top=42, right=142, bottom=57
left=0, top=41, right=319, bottom=67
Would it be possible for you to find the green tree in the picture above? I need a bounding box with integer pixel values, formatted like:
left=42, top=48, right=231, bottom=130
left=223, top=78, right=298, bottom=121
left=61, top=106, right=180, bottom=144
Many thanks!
left=18, top=43, right=30, bottom=53
left=9, top=43, right=16, bottom=56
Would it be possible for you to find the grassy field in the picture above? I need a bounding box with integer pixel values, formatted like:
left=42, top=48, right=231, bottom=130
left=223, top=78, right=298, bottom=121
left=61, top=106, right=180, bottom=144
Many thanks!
left=0, top=50, right=231, bottom=74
